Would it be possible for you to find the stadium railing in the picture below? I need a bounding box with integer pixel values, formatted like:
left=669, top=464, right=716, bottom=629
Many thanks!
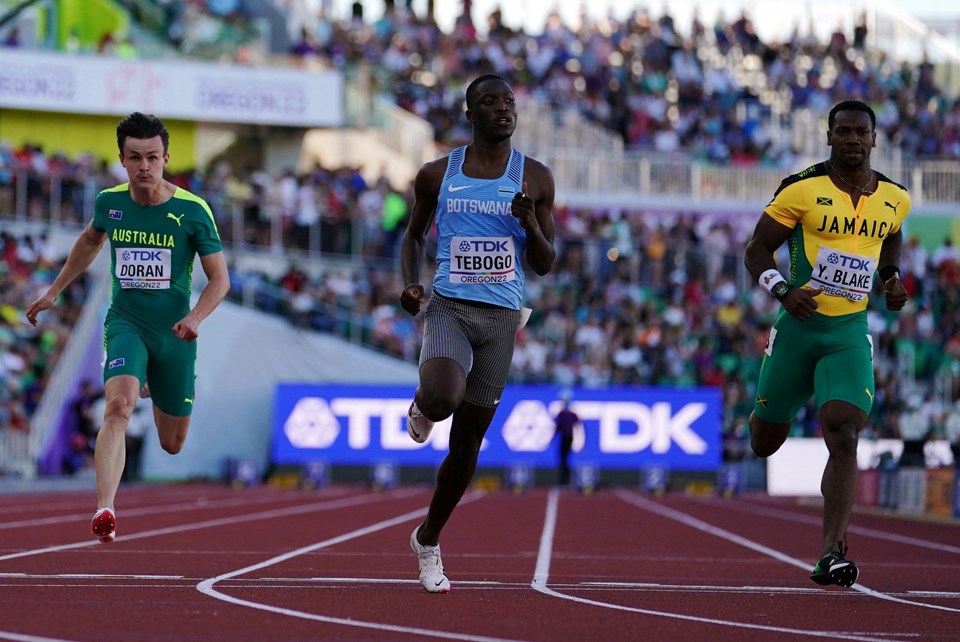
left=3, top=154, right=957, bottom=246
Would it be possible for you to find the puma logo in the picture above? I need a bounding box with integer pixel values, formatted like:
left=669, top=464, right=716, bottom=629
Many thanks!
left=883, top=201, right=899, bottom=214
left=167, top=212, right=185, bottom=226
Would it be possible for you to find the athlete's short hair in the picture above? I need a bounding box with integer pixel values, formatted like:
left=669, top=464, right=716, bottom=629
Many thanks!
left=116, top=112, right=170, bottom=155
left=828, top=100, right=876, bottom=131
left=465, top=74, right=508, bottom=111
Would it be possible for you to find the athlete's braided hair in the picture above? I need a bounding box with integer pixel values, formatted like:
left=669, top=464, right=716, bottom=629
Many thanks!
left=116, top=112, right=170, bottom=155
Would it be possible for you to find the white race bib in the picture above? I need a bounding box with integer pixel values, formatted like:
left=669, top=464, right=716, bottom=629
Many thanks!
left=115, top=247, right=172, bottom=290
left=809, top=246, right=875, bottom=302
left=448, top=236, right=516, bottom=284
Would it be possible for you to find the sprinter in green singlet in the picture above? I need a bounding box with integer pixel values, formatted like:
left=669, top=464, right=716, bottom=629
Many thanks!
left=26, top=112, right=230, bottom=544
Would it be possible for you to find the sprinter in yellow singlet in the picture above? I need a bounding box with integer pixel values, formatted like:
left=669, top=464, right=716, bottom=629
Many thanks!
left=744, top=100, right=909, bottom=588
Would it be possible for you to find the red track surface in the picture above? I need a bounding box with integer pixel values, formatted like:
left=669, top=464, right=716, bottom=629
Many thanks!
left=0, top=482, right=958, bottom=641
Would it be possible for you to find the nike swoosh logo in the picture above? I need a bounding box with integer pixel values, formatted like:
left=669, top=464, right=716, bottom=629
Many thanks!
left=411, top=427, right=421, bottom=439
left=447, top=185, right=470, bottom=192
left=435, top=578, right=446, bottom=586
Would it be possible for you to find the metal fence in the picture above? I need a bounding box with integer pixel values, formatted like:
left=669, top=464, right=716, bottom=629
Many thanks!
left=3, top=152, right=957, bottom=253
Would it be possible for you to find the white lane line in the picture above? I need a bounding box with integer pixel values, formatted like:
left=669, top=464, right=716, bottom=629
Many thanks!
left=616, top=489, right=960, bottom=615
left=0, top=487, right=355, bottom=530
left=0, top=632, right=77, bottom=642
left=530, top=488, right=908, bottom=642
left=0, top=488, right=421, bottom=562
left=0, top=573, right=183, bottom=580
left=531, top=487, right=558, bottom=589
left=195, top=493, right=529, bottom=642
left=257, top=576, right=509, bottom=586
left=694, top=496, right=960, bottom=555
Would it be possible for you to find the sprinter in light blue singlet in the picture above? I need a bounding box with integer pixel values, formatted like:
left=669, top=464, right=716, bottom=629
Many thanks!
left=399, top=74, right=557, bottom=593
left=432, top=144, right=527, bottom=309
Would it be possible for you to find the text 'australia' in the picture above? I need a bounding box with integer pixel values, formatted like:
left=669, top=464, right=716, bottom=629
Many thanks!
left=111, top=229, right=176, bottom=247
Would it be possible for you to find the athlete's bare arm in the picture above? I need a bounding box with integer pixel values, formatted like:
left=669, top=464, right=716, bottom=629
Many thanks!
left=26, top=222, right=107, bottom=326
left=744, top=213, right=792, bottom=280
left=744, top=212, right=822, bottom=320
left=400, top=158, right=445, bottom=316
left=513, top=158, right=556, bottom=276
left=172, top=250, right=230, bottom=342
left=878, top=227, right=907, bottom=311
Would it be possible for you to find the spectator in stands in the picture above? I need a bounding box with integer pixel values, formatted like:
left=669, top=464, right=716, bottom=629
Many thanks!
left=2, top=27, right=20, bottom=48
left=553, top=394, right=580, bottom=485
left=68, top=379, right=103, bottom=473
left=945, top=399, right=960, bottom=468
left=898, top=394, right=930, bottom=467
left=120, top=396, right=148, bottom=482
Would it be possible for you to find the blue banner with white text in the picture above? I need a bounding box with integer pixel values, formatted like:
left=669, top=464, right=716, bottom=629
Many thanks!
left=271, top=384, right=722, bottom=470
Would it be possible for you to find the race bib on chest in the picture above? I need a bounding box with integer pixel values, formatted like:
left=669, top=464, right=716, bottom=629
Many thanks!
left=115, top=247, right=172, bottom=289
left=448, top=236, right=516, bottom=284
left=809, top=246, right=874, bottom=302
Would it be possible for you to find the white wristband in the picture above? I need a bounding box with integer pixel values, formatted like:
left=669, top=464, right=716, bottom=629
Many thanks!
left=759, top=269, right=786, bottom=294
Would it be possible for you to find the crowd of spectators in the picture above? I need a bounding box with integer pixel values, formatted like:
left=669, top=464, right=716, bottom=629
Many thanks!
left=2, top=1, right=960, bottom=461
left=238, top=209, right=960, bottom=456
left=0, top=230, right=90, bottom=441
left=270, top=2, right=960, bottom=162
left=5, top=2, right=960, bottom=161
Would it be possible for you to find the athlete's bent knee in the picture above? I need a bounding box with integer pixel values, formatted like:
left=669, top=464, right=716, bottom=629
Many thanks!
left=748, top=415, right=789, bottom=458
left=419, top=392, right=460, bottom=422
left=824, top=422, right=859, bottom=458
left=750, top=435, right=779, bottom=458
left=103, top=396, right=135, bottom=426
left=159, top=434, right=185, bottom=455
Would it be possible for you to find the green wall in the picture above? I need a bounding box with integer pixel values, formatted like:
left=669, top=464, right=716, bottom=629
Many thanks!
left=0, top=109, right=198, bottom=172
left=55, top=0, right=128, bottom=50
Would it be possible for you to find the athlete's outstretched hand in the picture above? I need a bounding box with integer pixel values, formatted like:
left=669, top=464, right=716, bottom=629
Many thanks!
left=25, top=294, right=55, bottom=327
left=400, top=283, right=426, bottom=316
left=781, top=286, right=823, bottom=321
left=883, top=274, right=907, bottom=311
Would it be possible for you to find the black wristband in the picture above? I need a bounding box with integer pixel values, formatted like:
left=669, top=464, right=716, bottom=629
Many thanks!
left=878, top=265, right=900, bottom=282
left=771, top=281, right=793, bottom=301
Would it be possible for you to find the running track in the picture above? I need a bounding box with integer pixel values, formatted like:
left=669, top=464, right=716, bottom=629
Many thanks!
left=0, top=483, right=958, bottom=641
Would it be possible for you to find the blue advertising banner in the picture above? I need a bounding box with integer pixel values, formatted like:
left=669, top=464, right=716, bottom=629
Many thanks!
left=271, top=384, right=723, bottom=470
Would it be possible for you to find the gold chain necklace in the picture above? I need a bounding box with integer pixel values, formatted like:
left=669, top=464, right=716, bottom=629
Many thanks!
left=826, top=160, right=874, bottom=195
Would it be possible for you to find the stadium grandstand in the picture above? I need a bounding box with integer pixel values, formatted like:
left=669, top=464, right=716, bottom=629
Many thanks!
left=0, top=0, right=958, bottom=511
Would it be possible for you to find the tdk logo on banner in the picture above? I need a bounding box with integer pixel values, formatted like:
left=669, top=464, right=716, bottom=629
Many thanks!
left=271, top=384, right=721, bottom=470
left=502, top=399, right=709, bottom=454
left=282, top=397, right=708, bottom=454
